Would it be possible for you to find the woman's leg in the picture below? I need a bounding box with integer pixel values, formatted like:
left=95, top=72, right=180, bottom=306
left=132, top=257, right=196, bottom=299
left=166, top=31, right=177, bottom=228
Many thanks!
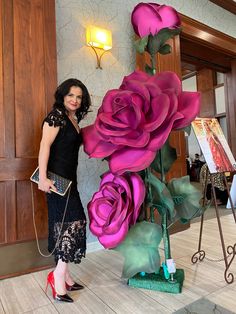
left=65, top=266, right=84, bottom=290
left=53, top=259, right=68, bottom=295
left=65, top=268, right=75, bottom=285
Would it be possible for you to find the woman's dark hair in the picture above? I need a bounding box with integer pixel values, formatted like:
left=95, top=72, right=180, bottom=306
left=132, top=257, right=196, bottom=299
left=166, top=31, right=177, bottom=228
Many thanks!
left=53, top=78, right=91, bottom=122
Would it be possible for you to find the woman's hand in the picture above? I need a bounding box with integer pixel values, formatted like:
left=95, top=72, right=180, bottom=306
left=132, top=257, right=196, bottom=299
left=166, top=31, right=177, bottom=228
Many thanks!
left=38, top=178, right=57, bottom=193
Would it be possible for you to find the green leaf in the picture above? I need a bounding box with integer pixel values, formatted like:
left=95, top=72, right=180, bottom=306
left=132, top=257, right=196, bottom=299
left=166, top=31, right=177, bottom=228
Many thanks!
left=147, top=34, right=162, bottom=55
left=151, top=139, right=177, bottom=173
left=115, top=221, right=162, bottom=278
left=152, top=204, right=166, bottom=216
left=146, top=27, right=181, bottom=55
left=167, top=176, right=204, bottom=222
left=156, top=27, right=181, bottom=45
left=146, top=172, right=175, bottom=219
left=134, top=36, right=149, bottom=54
left=158, top=44, right=171, bottom=55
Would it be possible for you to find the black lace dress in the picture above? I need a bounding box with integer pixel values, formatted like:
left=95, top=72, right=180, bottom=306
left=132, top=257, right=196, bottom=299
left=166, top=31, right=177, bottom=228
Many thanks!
left=44, top=108, right=86, bottom=264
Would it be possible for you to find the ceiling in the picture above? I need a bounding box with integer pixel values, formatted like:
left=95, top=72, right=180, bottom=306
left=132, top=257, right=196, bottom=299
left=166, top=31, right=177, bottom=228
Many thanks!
left=209, top=0, right=236, bottom=15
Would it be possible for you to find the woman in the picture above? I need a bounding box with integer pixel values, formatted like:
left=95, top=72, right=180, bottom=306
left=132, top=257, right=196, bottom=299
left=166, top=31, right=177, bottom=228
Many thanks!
left=200, top=163, right=228, bottom=205
left=203, top=121, right=235, bottom=173
left=38, top=78, right=91, bottom=302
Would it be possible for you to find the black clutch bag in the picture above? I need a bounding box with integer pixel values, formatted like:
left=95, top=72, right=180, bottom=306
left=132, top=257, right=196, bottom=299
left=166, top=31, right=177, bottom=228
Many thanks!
left=30, top=167, right=72, bottom=196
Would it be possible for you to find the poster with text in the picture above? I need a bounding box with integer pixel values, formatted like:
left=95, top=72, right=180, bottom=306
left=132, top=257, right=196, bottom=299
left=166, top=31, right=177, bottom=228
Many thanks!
left=191, top=118, right=236, bottom=174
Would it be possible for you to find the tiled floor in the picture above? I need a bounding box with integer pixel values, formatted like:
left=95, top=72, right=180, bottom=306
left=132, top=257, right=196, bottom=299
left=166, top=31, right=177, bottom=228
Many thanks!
left=0, top=210, right=235, bottom=313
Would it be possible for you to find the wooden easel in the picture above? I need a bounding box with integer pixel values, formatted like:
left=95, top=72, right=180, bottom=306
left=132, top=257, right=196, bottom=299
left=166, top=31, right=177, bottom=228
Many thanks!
left=191, top=168, right=236, bottom=284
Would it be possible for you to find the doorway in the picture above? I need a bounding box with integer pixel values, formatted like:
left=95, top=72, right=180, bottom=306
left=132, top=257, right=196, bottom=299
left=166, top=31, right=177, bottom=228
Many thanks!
left=180, top=14, right=236, bottom=161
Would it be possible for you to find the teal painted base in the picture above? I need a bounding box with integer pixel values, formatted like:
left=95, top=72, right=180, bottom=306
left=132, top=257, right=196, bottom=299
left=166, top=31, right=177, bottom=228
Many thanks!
left=128, top=268, right=184, bottom=294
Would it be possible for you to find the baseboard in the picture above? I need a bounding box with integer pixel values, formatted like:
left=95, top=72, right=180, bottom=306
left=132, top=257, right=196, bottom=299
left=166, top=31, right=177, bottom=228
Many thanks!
left=0, top=239, right=54, bottom=279
left=87, top=241, right=104, bottom=253
left=0, top=239, right=104, bottom=279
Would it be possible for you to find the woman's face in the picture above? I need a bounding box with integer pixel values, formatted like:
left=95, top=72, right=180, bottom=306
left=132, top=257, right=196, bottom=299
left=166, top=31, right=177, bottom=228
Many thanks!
left=64, top=86, right=83, bottom=114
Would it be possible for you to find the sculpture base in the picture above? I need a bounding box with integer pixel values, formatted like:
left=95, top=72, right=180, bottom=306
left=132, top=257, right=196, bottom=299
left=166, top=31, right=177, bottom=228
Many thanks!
left=128, top=267, right=184, bottom=294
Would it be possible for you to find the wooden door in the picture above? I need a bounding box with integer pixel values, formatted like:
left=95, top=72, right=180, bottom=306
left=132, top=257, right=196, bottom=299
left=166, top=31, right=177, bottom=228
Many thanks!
left=196, top=68, right=216, bottom=118
left=0, top=0, right=57, bottom=278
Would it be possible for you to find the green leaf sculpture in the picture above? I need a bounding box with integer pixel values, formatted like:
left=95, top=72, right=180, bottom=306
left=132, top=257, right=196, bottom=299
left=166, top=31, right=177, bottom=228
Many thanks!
left=146, top=28, right=181, bottom=55
left=151, top=139, right=177, bottom=174
left=134, top=35, right=149, bottom=54
left=146, top=172, right=176, bottom=219
left=115, top=221, right=162, bottom=278
left=158, top=43, right=171, bottom=55
left=167, top=176, right=203, bottom=222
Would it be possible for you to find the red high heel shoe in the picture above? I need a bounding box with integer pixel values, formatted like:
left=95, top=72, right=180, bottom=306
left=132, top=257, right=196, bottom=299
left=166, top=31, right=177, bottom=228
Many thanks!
left=66, top=282, right=84, bottom=291
left=45, top=271, right=73, bottom=303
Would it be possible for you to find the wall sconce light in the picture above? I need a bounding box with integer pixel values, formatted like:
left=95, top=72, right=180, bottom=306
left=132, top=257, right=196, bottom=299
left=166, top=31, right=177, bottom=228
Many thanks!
left=86, top=26, right=112, bottom=69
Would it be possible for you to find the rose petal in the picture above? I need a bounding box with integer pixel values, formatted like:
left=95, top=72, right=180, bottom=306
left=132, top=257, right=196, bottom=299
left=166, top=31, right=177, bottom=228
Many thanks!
left=109, top=147, right=156, bottom=174
left=89, top=220, right=103, bottom=236
left=110, top=129, right=150, bottom=147
left=82, top=125, right=118, bottom=158
left=150, top=71, right=181, bottom=95
left=131, top=3, right=162, bottom=37
left=129, top=173, right=146, bottom=223
left=101, top=184, right=120, bottom=201
left=147, top=112, right=183, bottom=151
left=98, top=219, right=130, bottom=248
left=157, top=5, right=181, bottom=29
left=121, top=70, right=149, bottom=85
left=144, top=94, right=170, bottom=132
left=131, top=3, right=180, bottom=38
left=98, top=112, right=131, bottom=128
left=104, top=209, right=132, bottom=235
left=96, top=117, right=131, bottom=137
left=121, top=80, right=150, bottom=107
left=99, top=89, right=121, bottom=113
left=89, top=199, right=112, bottom=225
left=173, top=92, right=201, bottom=129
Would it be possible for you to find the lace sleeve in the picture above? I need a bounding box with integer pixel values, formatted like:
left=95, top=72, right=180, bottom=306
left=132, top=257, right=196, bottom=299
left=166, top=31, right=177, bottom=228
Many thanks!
left=44, top=109, right=66, bottom=128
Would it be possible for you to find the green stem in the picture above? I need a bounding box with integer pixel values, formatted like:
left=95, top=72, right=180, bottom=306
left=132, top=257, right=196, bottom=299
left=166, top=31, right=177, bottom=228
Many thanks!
left=159, top=148, right=171, bottom=261
left=162, top=212, right=171, bottom=260
left=159, top=148, right=166, bottom=184
left=150, top=206, right=155, bottom=223
left=144, top=168, right=149, bottom=221
left=150, top=54, right=156, bottom=75
left=145, top=167, right=154, bottom=222
left=147, top=167, right=153, bottom=202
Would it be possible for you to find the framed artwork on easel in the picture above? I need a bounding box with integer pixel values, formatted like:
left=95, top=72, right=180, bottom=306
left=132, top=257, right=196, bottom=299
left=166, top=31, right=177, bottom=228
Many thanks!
left=191, top=118, right=236, bottom=174
left=191, top=119, right=236, bottom=284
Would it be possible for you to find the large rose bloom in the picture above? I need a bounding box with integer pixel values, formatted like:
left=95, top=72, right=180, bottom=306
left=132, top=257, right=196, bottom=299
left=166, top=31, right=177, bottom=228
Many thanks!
left=88, top=172, right=145, bottom=249
left=131, top=3, right=181, bottom=38
left=82, top=70, right=200, bottom=174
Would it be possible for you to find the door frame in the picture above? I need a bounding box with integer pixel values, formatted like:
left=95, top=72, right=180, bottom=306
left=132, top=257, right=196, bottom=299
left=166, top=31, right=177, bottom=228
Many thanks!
left=181, top=14, right=236, bottom=55
left=180, top=14, right=236, bottom=157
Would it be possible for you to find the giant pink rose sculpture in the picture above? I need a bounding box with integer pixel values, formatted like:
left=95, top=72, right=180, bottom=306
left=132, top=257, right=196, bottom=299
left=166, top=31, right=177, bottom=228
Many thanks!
left=131, top=3, right=181, bottom=38
left=88, top=171, right=145, bottom=249
left=82, top=70, right=200, bottom=174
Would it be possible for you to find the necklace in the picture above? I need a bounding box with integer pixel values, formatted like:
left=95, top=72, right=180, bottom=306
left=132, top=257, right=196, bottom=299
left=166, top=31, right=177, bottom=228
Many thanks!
left=68, top=114, right=80, bottom=133
left=69, top=114, right=77, bottom=121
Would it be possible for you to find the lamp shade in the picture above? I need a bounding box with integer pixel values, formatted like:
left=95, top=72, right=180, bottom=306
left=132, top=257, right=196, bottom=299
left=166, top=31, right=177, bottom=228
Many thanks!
left=86, top=26, right=112, bottom=51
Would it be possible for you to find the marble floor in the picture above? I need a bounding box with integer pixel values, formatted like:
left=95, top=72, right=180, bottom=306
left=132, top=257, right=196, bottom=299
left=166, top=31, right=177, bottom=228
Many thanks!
left=0, top=210, right=235, bottom=313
